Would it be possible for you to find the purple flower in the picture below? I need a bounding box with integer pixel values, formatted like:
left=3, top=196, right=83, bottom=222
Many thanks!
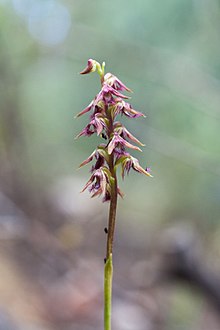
left=75, top=97, right=105, bottom=118
left=76, top=114, right=106, bottom=138
left=107, top=132, right=142, bottom=155
left=115, top=100, right=145, bottom=118
left=119, top=155, right=153, bottom=179
left=79, top=147, right=108, bottom=170
left=97, top=84, right=129, bottom=106
left=75, top=84, right=128, bottom=119
left=104, top=73, right=132, bottom=92
left=81, top=168, right=111, bottom=201
left=113, top=124, right=145, bottom=146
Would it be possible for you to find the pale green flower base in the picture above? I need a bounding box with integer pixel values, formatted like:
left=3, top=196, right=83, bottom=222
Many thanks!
left=104, top=254, right=113, bottom=330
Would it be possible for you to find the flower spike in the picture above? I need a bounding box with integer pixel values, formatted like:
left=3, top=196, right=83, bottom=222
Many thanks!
left=76, top=59, right=151, bottom=201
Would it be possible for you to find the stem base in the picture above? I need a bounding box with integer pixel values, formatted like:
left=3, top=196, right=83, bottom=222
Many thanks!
left=104, top=254, right=113, bottom=330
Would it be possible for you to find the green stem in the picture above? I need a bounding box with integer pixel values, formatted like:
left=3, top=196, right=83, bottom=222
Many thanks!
left=104, top=155, right=118, bottom=330
left=104, top=254, right=113, bottom=330
left=97, top=61, right=105, bottom=84
left=106, top=177, right=118, bottom=258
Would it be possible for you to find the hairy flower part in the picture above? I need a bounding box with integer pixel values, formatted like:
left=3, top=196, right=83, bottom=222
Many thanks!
left=104, top=73, right=132, bottom=92
left=108, top=132, right=142, bottom=155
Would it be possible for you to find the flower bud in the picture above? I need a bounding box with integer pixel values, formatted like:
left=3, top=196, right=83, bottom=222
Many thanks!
left=80, top=59, right=97, bottom=75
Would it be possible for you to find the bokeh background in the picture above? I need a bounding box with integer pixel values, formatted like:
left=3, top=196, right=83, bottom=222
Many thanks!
left=1, top=1, right=220, bottom=329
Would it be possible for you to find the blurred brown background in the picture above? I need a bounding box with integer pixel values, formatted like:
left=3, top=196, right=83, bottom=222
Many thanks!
left=1, top=1, right=220, bottom=329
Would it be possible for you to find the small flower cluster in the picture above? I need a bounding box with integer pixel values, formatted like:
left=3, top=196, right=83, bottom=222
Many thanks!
left=76, top=59, right=152, bottom=202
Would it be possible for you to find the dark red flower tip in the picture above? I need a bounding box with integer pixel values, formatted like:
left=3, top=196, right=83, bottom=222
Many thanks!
left=80, top=59, right=97, bottom=75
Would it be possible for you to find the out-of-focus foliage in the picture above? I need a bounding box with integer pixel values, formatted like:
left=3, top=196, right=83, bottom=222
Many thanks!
left=1, top=1, right=220, bottom=329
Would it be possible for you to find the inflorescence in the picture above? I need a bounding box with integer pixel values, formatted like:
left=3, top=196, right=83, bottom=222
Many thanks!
left=75, top=59, right=152, bottom=202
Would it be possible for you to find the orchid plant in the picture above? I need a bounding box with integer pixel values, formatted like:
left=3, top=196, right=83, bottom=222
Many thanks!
left=76, top=59, right=152, bottom=330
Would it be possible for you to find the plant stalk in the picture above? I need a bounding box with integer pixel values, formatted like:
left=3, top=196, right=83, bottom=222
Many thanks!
left=104, top=154, right=118, bottom=330
left=104, top=254, right=113, bottom=330
left=102, top=65, right=118, bottom=330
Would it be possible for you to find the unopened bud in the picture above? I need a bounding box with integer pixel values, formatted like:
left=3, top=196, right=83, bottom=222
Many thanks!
left=80, top=59, right=97, bottom=75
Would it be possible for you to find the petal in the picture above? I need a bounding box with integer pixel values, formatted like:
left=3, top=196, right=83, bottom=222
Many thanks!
left=124, top=108, right=145, bottom=118
left=78, top=150, right=96, bottom=168
left=117, top=135, right=142, bottom=152
left=75, top=123, right=95, bottom=138
left=122, top=102, right=145, bottom=118
left=108, top=134, right=142, bottom=154
left=117, top=187, right=124, bottom=198
left=132, top=157, right=153, bottom=177
left=81, top=175, right=94, bottom=193
left=104, top=73, right=132, bottom=92
left=110, top=87, right=130, bottom=99
left=91, top=187, right=103, bottom=198
left=75, top=101, right=93, bottom=118
left=107, top=135, right=118, bottom=155
left=94, top=115, right=104, bottom=136
left=115, top=78, right=132, bottom=93
left=122, top=127, right=145, bottom=146
left=102, top=84, right=129, bottom=100
left=74, top=130, right=85, bottom=139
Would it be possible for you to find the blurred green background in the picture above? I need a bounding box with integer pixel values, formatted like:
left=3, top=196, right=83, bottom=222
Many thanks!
left=1, top=1, right=220, bottom=330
